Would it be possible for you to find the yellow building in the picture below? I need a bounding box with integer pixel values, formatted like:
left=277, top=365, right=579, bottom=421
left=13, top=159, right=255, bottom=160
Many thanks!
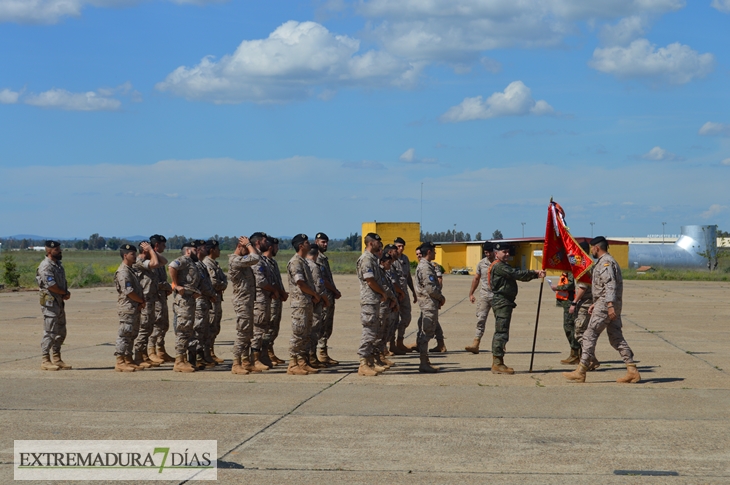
left=434, top=238, right=629, bottom=275
left=361, top=222, right=420, bottom=261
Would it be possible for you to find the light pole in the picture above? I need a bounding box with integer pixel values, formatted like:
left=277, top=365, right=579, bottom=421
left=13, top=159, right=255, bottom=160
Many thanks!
left=420, top=182, right=423, bottom=230
left=453, top=224, right=456, bottom=242
left=521, top=222, right=525, bottom=238
left=590, top=222, right=595, bottom=237
left=662, top=222, right=666, bottom=244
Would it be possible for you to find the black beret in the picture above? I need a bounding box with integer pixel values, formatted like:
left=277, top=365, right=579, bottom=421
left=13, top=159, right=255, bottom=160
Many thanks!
left=590, top=236, right=607, bottom=246
left=394, top=237, right=406, bottom=245
left=365, top=232, right=381, bottom=241
left=120, top=243, right=136, bottom=251
left=380, top=253, right=393, bottom=262
left=418, top=242, right=435, bottom=253
left=205, top=239, right=219, bottom=249
left=315, top=232, right=329, bottom=241
left=383, top=244, right=397, bottom=253
left=250, top=232, right=268, bottom=240
left=45, top=240, right=61, bottom=248
left=193, top=239, right=206, bottom=248
left=493, top=242, right=512, bottom=251
left=271, top=237, right=279, bottom=244
left=579, top=241, right=590, bottom=253
left=291, top=234, right=309, bottom=247
left=150, top=234, right=166, bottom=243
left=482, top=241, right=495, bottom=252
left=181, top=241, right=194, bottom=249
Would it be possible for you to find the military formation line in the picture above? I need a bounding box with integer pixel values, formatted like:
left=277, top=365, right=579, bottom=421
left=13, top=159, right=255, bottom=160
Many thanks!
left=34, top=232, right=640, bottom=382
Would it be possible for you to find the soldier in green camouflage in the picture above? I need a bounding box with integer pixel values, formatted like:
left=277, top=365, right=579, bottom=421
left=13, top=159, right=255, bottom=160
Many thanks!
left=488, top=242, right=545, bottom=374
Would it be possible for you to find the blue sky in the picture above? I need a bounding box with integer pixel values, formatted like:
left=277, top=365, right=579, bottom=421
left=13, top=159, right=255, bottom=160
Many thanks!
left=1, top=0, right=729, bottom=240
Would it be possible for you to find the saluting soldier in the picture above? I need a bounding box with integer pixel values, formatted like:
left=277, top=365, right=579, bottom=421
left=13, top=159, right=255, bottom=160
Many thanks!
left=132, top=241, right=165, bottom=369
left=315, top=232, right=341, bottom=365
left=228, top=235, right=260, bottom=375
left=305, top=244, right=330, bottom=369
left=382, top=244, right=405, bottom=356
left=168, top=242, right=202, bottom=373
left=466, top=241, right=495, bottom=354
left=203, top=239, right=227, bottom=364
left=287, top=234, right=321, bottom=375
left=36, top=240, right=72, bottom=371
left=376, top=252, right=398, bottom=369
left=193, top=240, right=218, bottom=370
left=147, top=234, right=174, bottom=365
left=415, top=242, right=445, bottom=373
left=564, top=236, right=640, bottom=384
left=114, top=244, right=146, bottom=372
left=488, top=242, right=545, bottom=374
left=251, top=232, right=278, bottom=371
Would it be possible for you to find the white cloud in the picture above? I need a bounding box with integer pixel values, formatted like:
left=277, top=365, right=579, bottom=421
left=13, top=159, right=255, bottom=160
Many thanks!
left=711, top=0, right=730, bottom=13
left=0, top=88, right=20, bottom=104
left=441, top=81, right=555, bottom=123
left=342, top=160, right=385, bottom=170
left=599, top=15, right=646, bottom=45
left=699, top=121, right=730, bottom=137
left=641, top=146, right=684, bottom=161
left=398, top=147, right=437, bottom=164
left=156, top=20, right=419, bottom=104
left=721, top=158, right=730, bottom=166
left=590, top=39, right=714, bottom=84
left=0, top=0, right=227, bottom=24
left=701, top=204, right=727, bottom=219
left=24, top=88, right=122, bottom=111
left=354, top=0, right=684, bottom=66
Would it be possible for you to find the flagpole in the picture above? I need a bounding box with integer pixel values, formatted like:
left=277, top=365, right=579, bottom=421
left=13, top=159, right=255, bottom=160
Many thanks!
left=529, top=277, right=544, bottom=373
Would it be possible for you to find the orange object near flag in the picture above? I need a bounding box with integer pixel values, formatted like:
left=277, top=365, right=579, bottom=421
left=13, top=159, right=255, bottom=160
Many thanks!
left=542, top=200, right=593, bottom=283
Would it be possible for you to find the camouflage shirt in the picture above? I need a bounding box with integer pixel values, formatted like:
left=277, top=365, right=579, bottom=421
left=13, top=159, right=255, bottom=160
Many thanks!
left=488, top=261, right=539, bottom=308
left=306, top=259, right=327, bottom=296
left=287, top=254, right=315, bottom=308
left=228, top=252, right=260, bottom=305
left=591, top=253, right=622, bottom=306
left=356, top=251, right=382, bottom=305
left=316, top=251, right=334, bottom=296
left=254, top=256, right=275, bottom=303
left=416, top=258, right=443, bottom=304
left=133, top=256, right=158, bottom=301
left=168, top=255, right=201, bottom=296
left=36, top=257, right=67, bottom=305
left=203, top=256, right=228, bottom=294
left=195, top=260, right=216, bottom=299
left=474, top=257, right=494, bottom=300
left=115, top=263, right=143, bottom=313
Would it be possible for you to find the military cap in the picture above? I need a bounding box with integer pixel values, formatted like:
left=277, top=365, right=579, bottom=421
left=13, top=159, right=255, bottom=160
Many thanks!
left=291, top=234, right=309, bottom=248
left=492, top=242, right=512, bottom=251
left=205, top=239, right=219, bottom=249
left=120, top=243, right=137, bottom=252
left=365, top=232, right=381, bottom=241
left=45, top=240, right=61, bottom=248
left=150, top=234, right=166, bottom=243
left=192, top=239, right=206, bottom=248
left=482, top=241, right=495, bottom=252
left=417, top=241, right=435, bottom=253
left=394, top=237, right=406, bottom=245
left=181, top=241, right=194, bottom=249
left=579, top=241, right=590, bottom=253
left=315, top=232, right=329, bottom=241
left=250, top=231, right=268, bottom=240
left=270, top=237, right=279, bottom=244
left=383, top=244, right=397, bottom=253
left=590, top=236, right=607, bottom=246
left=380, top=253, right=393, bottom=262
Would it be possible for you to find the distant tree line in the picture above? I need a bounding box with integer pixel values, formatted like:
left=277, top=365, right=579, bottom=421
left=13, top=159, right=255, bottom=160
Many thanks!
left=420, top=229, right=503, bottom=243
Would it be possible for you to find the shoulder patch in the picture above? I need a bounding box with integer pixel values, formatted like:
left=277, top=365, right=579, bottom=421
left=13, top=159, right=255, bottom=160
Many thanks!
left=47, top=276, right=53, bottom=281
left=604, top=263, right=610, bottom=266
left=429, top=275, right=435, bottom=281
left=259, top=266, right=265, bottom=273
left=126, top=282, right=132, bottom=287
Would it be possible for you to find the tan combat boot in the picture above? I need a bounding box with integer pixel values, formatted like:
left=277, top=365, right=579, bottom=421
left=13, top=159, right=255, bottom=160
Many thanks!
left=404, top=341, right=419, bottom=353
left=141, top=350, right=161, bottom=367
left=560, top=348, right=581, bottom=365
left=259, top=344, right=275, bottom=367
left=51, top=351, right=72, bottom=370
left=374, top=353, right=391, bottom=370
left=251, top=351, right=270, bottom=372
left=379, top=352, right=395, bottom=368
left=368, top=356, right=386, bottom=373
left=41, top=355, right=60, bottom=371
left=210, top=345, right=225, bottom=364
left=392, top=338, right=407, bottom=355
left=616, top=364, right=641, bottom=384
left=125, top=355, right=144, bottom=370
left=491, top=356, right=514, bottom=375
left=147, top=347, right=165, bottom=364
left=156, top=345, right=175, bottom=363
left=269, top=345, right=286, bottom=365
left=387, top=338, right=398, bottom=356
left=309, top=352, right=327, bottom=368
left=319, top=347, right=339, bottom=365
left=231, top=356, right=250, bottom=375
left=287, top=357, right=308, bottom=375
left=358, top=357, right=380, bottom=376
left=418, top=353, right=439, bottom=373
left=299, top=356, right=320, bottom=374
left=241, top=354, right=260, bottom=373
left=115, top=355, right=135, bottom=372
left=173, top=354, right=194, bottom=373
left=587, top=355, right=600, bottom=371
left=430, top=339, right=447, bottom=353
left=563, top=363, right=588, bottom=382
left=465, top=337, right=481, bottom=354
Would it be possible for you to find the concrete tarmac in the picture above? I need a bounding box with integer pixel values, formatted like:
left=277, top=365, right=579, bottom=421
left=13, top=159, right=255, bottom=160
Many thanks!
left=1, top=275, right=729, bottom=484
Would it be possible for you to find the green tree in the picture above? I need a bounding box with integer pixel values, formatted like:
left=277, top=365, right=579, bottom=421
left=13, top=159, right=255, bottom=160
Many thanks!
left=475, top=232, right=482, bottom=241
left=3, top=254, right=21, bottom=287
left=492, top=229, right=504, bottom=240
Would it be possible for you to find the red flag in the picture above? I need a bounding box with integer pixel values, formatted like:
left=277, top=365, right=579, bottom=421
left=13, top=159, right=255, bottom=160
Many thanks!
left=542, top=200, right=593, bottom=283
